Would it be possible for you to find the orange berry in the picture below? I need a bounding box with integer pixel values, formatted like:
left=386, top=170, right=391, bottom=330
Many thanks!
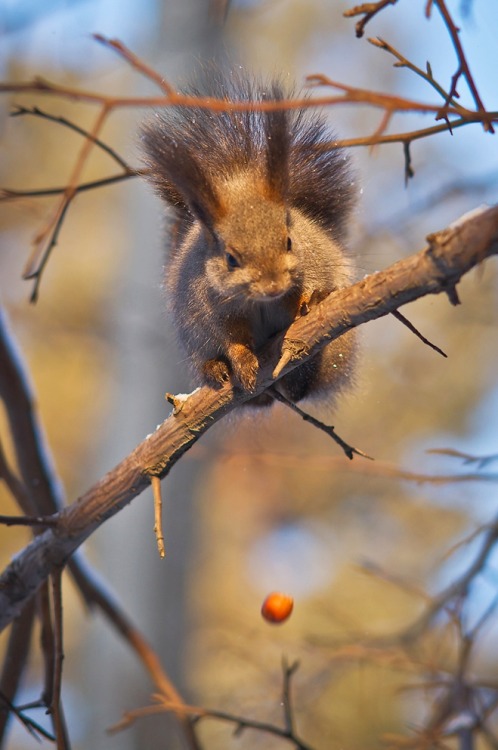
left=261, top=592, right=294, bottom=624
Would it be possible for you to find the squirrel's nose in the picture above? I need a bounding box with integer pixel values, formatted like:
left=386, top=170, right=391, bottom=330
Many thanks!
left=259, top=279, right=288, bottom=299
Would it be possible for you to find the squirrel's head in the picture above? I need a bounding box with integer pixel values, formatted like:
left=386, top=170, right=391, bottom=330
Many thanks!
left=203, top=174, right=300, bottom=304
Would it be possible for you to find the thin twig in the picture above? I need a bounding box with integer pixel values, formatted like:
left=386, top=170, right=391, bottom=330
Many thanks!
left=281, top=657, right=300, bottom=736
left=26, top=199, right=71, bottom=303
left=10, top=105, right=131, bottom=170
left=93, top=34, right=175, bottom=95
left=268, top=387, right=373, bottom=461
left=50, top=569, right=69, bottom=750
left=0, top=513, right=58, bottom=528
left=426, top=449, right=498, bottom=470
left=328, top=115, right=497, bottom=149
left=23, top=104, right=112, bottom=300
left=403, top=141, right=414, bottom=183
left=391, top=310, right=447, bottom=357
left=150, top=475, right=165, bottom=558
left=0, top=170, right=139, bottom=201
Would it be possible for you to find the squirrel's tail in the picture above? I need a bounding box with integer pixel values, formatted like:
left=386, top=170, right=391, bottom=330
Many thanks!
left=141, top=68, right=355, bottom=239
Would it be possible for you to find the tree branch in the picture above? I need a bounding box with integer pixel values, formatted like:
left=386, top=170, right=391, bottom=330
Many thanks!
left=0, top=204, right=497, bottom=633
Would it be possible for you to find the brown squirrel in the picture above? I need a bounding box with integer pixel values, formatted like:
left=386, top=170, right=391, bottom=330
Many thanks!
left=142, top=71, right=357, bottom=406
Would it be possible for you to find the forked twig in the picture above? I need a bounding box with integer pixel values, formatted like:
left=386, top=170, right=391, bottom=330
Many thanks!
left=344, top=0, right=400, bottom=38
left=0, top=688, right=55, bottom=742
left=428, top=0, right=494, bottom=132
left=369, top=37, right=457, bottom=107
left=111, top=661, right=314, bottom=750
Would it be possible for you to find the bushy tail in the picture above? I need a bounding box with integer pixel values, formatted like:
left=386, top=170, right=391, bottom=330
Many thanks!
left=141, top=69, right=355, bottom=239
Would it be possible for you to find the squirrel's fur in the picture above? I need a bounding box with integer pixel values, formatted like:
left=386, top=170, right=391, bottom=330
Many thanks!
left=142, top=70, right=357, bottom=406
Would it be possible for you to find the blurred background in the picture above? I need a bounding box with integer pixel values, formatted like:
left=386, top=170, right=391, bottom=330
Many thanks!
left=1, top=1, right=498, bottom=748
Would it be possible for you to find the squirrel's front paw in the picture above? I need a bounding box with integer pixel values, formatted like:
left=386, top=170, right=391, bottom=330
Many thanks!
left=203, top=358, right=231, bottom=387
left=227, top=343, right=259, bottom=392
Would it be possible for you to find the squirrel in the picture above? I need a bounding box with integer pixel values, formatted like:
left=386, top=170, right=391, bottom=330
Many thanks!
left=141, top=70, right=357, bottom=407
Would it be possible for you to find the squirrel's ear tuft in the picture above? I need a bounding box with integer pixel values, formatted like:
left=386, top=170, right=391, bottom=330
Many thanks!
left=263, top=83, right=289, bottom=203
left=141, top=119, right=223, bottom=230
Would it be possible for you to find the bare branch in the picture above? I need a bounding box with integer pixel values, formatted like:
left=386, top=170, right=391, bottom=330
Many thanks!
left=0, top=204, right=497, bottom=632
left=0, top=310, right=201, bottom=749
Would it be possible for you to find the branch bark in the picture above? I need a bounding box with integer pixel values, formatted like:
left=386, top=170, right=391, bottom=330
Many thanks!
left=1, top=204, right=497, bottom=632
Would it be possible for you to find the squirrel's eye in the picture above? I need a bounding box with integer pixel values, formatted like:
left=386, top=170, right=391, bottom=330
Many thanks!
left=286, top=236, right=292, bottom=252
left=225, top=252, right=240, bottom=270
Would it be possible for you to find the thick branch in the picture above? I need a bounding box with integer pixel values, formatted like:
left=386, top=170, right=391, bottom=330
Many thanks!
left=0, top=204, right=497, bottom=632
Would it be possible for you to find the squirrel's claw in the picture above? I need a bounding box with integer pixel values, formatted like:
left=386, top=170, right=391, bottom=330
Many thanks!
left=203, top=358, right=231, bottom=388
